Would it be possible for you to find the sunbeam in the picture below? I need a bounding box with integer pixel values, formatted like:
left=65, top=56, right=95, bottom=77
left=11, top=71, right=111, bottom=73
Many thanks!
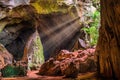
left=42, top=17, right=81, bottom=59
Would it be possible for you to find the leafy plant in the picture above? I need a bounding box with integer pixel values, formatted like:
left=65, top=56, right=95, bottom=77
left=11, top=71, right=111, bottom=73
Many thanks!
left=1, top=64, right=26, bottom=77
left=1, top=65, right=16, bottom=77
left=82, top=10, right=100, bottom=46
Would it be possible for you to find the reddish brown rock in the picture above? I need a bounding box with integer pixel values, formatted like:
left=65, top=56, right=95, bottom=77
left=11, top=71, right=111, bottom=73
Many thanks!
left=86, top=48, right=95, bottom=56
left=38, top=49, right=96, bottom=78
left=77, top=51, right=88, bottom=62
left=63, top=61, right=79, bottom=78
left=39, top=58, right=62, bottom=76
left=39, top=58, right=55, bottom=75
left=73, top=58, right=96, bottom=73
left=56, top=50, right=74, bottom=61
left=60, top=58, right=73, bottom=74
left=72, top=51, right=79, bottom=57
left=0, top=55, right=4, bottom=69
left=59, top=58, right=79, bottom=78
left=0, top=44, right=13, bottom=69
left=87, top=59, right=96, bottom=72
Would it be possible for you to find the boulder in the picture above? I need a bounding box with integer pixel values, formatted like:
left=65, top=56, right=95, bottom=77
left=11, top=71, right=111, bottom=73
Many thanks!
left=39, top=58, right=61, bottom=76
left=56, top=50, right=74, bottom=61
left=60, top=58, right=79, bottom=78
left=38, top=49, right=96, bottom=78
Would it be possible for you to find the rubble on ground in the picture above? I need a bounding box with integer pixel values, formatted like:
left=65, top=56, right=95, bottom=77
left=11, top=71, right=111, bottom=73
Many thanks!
left=39, top=48, right=96, bottom=78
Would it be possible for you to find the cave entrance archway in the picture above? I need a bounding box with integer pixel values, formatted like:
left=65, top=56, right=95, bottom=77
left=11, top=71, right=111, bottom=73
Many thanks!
left=0, top=0, right=101, bottom=61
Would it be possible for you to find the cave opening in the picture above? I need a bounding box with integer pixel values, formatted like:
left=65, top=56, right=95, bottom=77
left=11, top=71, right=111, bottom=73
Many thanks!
left=0, top=0, right=104, bottom=79
left=0, top=0, right=100, bottom=61
left=1, top=0, right=120, bottom=79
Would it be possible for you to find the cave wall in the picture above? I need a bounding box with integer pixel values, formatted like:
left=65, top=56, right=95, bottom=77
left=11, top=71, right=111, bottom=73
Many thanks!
left=0, top=6, right=81, bottom=60
left=38, top=13, right=81, bottom=60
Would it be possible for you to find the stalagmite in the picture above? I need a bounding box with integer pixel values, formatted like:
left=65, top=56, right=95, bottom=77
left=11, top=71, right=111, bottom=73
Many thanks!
left=22, top=30, right=44, bottom=70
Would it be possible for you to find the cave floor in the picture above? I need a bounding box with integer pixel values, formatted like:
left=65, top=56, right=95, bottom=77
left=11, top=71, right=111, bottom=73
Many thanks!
left=1, top=71, right=98, bottom=80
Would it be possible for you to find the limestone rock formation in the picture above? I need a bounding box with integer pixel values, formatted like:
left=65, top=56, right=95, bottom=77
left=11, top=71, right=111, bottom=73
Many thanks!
left=0, top=43, right=13, bottom=69
left=22, top=30, right=44, bottom=70
left=0, top=1, right=81, bottom=61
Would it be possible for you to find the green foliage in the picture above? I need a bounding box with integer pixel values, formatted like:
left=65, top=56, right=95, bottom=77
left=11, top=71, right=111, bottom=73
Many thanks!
left=82, top=10, right=100, bottom=46
left=1, top=65, right=26, bottom=77
left=1, top=65, right=16, bottom=77
left=15, top=66, right=27, bottom=76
